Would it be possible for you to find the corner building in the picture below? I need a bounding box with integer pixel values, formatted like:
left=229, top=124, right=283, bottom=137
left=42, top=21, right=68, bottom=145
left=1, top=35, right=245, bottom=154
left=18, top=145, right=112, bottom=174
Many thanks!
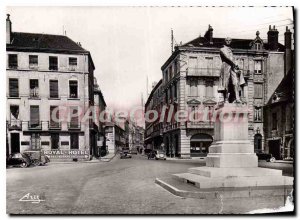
left=145, top=25, right=292, bottom=158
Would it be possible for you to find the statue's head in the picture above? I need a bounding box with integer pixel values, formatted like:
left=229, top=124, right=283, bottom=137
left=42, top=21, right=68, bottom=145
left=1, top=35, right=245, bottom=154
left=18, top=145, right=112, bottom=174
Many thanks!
left=225, top=37, right=232, bottom=46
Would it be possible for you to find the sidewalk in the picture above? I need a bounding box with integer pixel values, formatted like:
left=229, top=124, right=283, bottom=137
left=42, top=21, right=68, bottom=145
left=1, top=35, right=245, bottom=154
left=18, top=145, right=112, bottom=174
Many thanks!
left=273, top=160, right=293, bottom=164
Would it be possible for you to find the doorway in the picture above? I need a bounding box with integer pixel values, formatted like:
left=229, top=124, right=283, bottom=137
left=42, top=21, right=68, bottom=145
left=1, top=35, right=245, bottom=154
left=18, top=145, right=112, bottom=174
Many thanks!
left=269, top=139, right=281, bottom=160
left=11, top=133, right=20, bottom=153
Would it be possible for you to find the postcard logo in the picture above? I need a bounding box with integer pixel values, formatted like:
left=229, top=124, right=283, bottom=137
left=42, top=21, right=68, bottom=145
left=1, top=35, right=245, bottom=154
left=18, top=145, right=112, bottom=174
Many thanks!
left=19, top=193, right=45, bottom=204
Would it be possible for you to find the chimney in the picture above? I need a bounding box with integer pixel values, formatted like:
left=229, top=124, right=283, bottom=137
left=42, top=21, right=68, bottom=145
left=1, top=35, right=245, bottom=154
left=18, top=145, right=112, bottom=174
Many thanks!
left=284, top=26, right=292, bottom=75
left=6, top=14, right=12, bottom=44
left=204, top=24, right=213, bottom=44
left=267, top=25, right=279, bottom=51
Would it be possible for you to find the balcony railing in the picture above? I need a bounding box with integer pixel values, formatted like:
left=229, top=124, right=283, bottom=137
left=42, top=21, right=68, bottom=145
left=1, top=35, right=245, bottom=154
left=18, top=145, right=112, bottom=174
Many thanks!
left=7, top=120, right=22, bottom=130
left=48, top=121, right=61, bottom=130
left=28, top=121, right=42, bottom=130
left=186, top=121, right=214, bottom=129
left=186, top=68, right=220, bottom=77
left=68, top=122, right=81, bottom=130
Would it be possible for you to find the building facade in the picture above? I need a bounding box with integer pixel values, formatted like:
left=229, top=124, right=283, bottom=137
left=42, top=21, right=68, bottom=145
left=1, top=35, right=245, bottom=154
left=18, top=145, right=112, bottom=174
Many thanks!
left=263, top=70, right=294, bottom=160
left=93, top=77, right=107, bottom=157
left=105, top=122, right=126, bottom=154
left=6, top=14, right=97, bottom=160
left=145, top=25, right=292, bottom=158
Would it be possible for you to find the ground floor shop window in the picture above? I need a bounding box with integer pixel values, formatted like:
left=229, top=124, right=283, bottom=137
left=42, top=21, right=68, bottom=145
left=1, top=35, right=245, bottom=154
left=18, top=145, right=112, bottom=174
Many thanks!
left=31, top=133, right=40, bottom=150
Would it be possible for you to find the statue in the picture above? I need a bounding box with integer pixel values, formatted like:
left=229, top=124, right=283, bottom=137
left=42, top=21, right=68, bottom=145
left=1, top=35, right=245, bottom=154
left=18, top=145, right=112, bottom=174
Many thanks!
left=218, top=37, right=246, bottom=103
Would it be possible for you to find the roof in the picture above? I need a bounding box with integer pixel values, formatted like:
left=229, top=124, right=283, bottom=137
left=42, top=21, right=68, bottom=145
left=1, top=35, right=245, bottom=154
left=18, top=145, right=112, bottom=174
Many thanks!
left=7, top=32, right=87, bottom=53
left=182, top=36, right=285, bottom=51
left=266, top=70, right=294, bottom=106
left=7, top=32, right=95, bottom=69
left=145, top=79, right=163, bottom=107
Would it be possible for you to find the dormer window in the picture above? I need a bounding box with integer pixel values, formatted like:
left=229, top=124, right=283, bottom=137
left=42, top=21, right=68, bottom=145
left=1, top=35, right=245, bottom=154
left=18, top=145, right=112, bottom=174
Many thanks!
left=255, top=43, right=262, bottom=50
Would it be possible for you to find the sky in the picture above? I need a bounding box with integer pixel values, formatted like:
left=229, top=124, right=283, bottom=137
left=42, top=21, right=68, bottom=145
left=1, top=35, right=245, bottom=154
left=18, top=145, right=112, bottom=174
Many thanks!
left=6, top=6, right=294, bottom=110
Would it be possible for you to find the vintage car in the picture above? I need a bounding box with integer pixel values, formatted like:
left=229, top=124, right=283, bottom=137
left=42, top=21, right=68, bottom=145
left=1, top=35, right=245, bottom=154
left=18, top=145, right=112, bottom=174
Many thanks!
left=120, top=149, right=132, bottom=159
left=256, top=150, right=276, bottom=162
left=6, top=153, right=31, bottom=168
left=23, top=150, right=50, bottom=166
left=148, top=150, right=167, bottom=160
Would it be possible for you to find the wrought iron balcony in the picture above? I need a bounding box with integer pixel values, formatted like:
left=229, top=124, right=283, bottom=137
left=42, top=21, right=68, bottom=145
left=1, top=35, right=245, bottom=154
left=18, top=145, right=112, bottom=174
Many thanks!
left=186, top=68, right=220, bottom=77
left=7, top=120, right=22, bottom=130
left=186, top=121, right=214, bottom=129
left=28, top=121, right=42, bottom=130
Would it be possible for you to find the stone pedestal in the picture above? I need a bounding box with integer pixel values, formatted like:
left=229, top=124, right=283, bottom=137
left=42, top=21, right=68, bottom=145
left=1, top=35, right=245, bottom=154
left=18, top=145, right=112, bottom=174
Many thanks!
left=156, top=103, right=294, bottom=204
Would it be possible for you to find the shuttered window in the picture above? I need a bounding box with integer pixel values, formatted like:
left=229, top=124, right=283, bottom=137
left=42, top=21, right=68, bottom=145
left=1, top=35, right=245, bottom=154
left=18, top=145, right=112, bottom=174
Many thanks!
left=70, top=134, right=79, bottom=149
left=49, top=80, right=59, bottom=98
left=30, top=106, right=40, bottom=127
left=9, top=78, right=19, bottom=97
left=254, top=83, right=263, bottom=98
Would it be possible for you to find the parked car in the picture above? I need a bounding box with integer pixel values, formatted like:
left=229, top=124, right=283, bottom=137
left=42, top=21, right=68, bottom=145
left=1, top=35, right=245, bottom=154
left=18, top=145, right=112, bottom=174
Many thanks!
left=120, top=149, right=132, bottom=159
left=23, top=150, right=50, bottom=166
left=6, top=153, right=31, bottom=168
left=148, top=150, right=166, bottom=160
left=256, top=150, right=276, bottom=162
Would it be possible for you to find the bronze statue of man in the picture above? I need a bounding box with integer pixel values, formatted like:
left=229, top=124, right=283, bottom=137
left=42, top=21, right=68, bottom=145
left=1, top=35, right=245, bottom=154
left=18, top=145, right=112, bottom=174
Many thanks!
left=218, top=37, right=245, bottom=103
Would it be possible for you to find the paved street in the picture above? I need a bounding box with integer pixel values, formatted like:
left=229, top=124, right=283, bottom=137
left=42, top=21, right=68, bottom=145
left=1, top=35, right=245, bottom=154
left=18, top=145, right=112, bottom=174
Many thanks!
left=7, top=155, right=293, bottom=214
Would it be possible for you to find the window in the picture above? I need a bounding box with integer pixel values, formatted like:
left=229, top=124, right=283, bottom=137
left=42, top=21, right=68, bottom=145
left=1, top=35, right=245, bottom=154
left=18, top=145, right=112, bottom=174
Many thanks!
left=254, top=60, right=262, bottom=74
left=9, top=78, right=19, bottom=97
left=69, top=80, right=78, bottom=98
left=69, top=57, right=77, bottom=71
left=255, top=43, right=262, bottom=50
left=10, top=105, right=19, bottom=120
left=30, top=79, right=39, bottom=98
left=30, top=105, right=40, bottom=128
left=189, top=80, right=198, bottom=97
left=49, top=56, right=58, bottom=70
left=254, top=134, right=262, bottom=151
left=254, top=107, right=262, bottom=122
left=70, top=106, right=79, bottom=128
left=49, top=80, right=59, bottom=98
left=174, top=83, right=177, bottom=99
left=272, top=112, right=278, bottom=130
left=31, top=133, right=40, bottom=150
left=205, top=81, right=214, bottom=98
left=50, top=106, right=60, bottom=128
left=8, top=54, right=18, bottom=69
left=205, top=57, right=213, bottom=76
left=254, top=83, right=263, bottom=98
left=29, top=55, right=38, bottom=69
left=70, top=134, right=79, bottom=149
left=51, top=133, right=59, bottom=149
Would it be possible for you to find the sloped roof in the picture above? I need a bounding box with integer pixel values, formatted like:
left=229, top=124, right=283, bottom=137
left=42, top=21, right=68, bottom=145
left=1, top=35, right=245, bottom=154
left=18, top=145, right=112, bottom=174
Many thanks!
left=7, top=32, right=87, bottom=53
left=182, top=36, right=285, bottom=51
left=266, top=70, right=294, bottom=106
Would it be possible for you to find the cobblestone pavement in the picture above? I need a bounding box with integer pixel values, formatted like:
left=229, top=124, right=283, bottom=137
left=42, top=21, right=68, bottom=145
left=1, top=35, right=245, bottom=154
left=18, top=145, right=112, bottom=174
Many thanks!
left=6, top=155, right=293, bottom=214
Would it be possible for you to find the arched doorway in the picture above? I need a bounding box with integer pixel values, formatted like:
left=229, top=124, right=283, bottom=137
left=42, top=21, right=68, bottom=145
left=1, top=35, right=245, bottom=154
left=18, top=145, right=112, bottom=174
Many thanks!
left=254, top=134, right=262, bottom=152
left=190, top=133, right=213, bottom=157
